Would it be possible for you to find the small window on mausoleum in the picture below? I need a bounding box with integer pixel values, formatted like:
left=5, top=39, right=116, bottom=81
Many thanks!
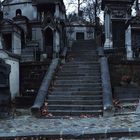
left=16, top=9, right=22, bottom=16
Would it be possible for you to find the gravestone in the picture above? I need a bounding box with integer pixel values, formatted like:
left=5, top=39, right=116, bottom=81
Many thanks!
left=0, top=59, right=11, bottom=118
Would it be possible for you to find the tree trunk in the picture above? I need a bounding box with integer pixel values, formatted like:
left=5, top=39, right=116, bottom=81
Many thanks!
left=78, top=0, right=80, bottom=16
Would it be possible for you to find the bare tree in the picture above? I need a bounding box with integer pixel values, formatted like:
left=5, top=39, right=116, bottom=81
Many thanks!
left=66, top=0, right=102, bottom=23
left=82, top=0, right=102, bottom=23
left=66, top=0, right=87, bottom=16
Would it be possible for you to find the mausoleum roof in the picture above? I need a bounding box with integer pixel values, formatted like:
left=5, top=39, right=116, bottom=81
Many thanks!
left=101, top=0, right=135, bottom=10
left=2, top=0, right=32, bottom=6
left=34, top=0, right=63, bottom=4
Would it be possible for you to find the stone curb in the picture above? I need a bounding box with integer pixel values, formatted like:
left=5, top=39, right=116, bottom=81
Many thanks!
left=0, top=128, right=140, bottom=139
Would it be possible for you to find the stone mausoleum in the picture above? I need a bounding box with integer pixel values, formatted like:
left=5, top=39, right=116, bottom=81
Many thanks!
left=0, top=0, right=66, bottom=101
left=66, top=19, right=95, bottom=41
left=102, top=0, right=134, bottom=50
left=101, top=0, right=140, bottom=60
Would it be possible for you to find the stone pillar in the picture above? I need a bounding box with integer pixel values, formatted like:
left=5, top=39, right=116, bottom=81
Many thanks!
left=53, top=31, right=56, bottom=58
left=53, top=31, right=60, bottom=58
left=0, top=35, right=3, bottom=49
left=104, top=7, right=113, bottom=48
left=125, top=25, right=133, bottom=59
left=12, top=32, right=21, bottom=55
left=55, top=4, right=60, bottom=18
left=40, top=31, right=47, bottom=61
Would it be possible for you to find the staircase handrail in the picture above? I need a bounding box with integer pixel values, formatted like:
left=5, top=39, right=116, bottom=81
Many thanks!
left=97, top=46, right=105, bottom=57
left=31, top=58, right=59, bottom=116
left=98, top=47, right=114, bottom=116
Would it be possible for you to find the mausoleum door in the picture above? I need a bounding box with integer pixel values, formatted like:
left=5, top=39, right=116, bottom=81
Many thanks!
left=132, top=31, right=140, bottom=49
left=45, top=28, right=53, bottom=59
left=112, top=21, right=125, bottom=48
left=3, top=33, right=12, bottom=52
left=76, top=32, right=85, bottom=40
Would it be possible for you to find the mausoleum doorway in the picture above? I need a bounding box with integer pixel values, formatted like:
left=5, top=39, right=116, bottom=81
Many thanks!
left=44, top=28, right=53, bottom=59
left=3, top=33, right=12, bottom=52
left=76, top=32, right=85, bottom=40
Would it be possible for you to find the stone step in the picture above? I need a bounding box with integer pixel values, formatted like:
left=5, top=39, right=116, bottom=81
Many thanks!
left=61, top=63, right=100, bottom=67
left=54, top=83, right=102, bottom=87
left=72, top=57, right=98, bottom=59
left=119, top=98, right=139, bottom=103
left=57, top=72, right=101, bottom=76
left=55, top=79, right=101, bottom=84
left=51, top=91, right=102, bottom=95
left=62, top=64, right=100, bottom=67
left=61, top=68, right=100, bottom=72
left=59, top=70, right=100, bottom=74
left=63, top=62, right=100, bottom=66
left=71, top=50, right=97, bottom=52
left=71, top=58, right=98, bottom=60
left=53, top=86, right=102, bottom=92
left=62, top=63, right=100, bottom=67
left=60, top=66, right=100, bottom=72
left=60, top=66, right=100, bottom=70
left=71, top=55, right=98, bottom=58
left=48, top=110, right=102, bottom=116
left=56, top=76, right=101, bottom=80
left=48, top=95, right=102, bottom=100
left=47, top=99, right=102, bottom=105
left=48, top=104, right=103, bottom=110
left=72, top=52, right=97, bottom=54
left=73, top=59, right=98, bottom=61
left=56, top=73, right=101, bottom=77
left=60, top=66, right=100, bottom=69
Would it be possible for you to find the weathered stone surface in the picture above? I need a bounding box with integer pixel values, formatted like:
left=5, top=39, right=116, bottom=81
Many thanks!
left=100, top=57, right=114, bottom=116
left=1, top=114, right=140, bottom=139
left=0, top=59, right=11, bottom=118
left=31, top=58, right=60, bottom=116
left=44, top=40, right=103, bottom=117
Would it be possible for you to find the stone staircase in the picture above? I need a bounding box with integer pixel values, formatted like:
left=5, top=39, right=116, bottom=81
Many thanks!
left=45, top=40, right=103, bottom=116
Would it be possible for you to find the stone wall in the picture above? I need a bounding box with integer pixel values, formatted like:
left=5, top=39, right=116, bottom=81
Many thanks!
left=66, top=26, right=94, bottom=41
left=109, top=59, right=140, bottom=88
left=3, top=2, right=37, bottom=20
left=0, top=50, right=20, bottom=99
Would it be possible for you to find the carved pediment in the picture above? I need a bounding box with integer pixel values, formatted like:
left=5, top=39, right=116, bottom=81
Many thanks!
left=42, top=12, right=57, bottom=31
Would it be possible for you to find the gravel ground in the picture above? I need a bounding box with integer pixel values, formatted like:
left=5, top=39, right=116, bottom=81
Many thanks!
left=1, top=113, right=140, bottom=139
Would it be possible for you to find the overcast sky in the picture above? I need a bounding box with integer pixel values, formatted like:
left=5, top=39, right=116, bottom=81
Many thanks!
left=63, top=0, right=78, bottom=14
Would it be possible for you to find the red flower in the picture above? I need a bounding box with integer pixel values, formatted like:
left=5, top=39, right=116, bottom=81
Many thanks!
left=121, top=75, right=132, bottom=83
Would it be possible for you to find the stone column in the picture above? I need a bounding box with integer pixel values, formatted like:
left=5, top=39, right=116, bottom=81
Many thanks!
left=54, top=31, right=60, bottom=58
left=12, top=32, right=21, bottom=55
left=104, top=8, right=113, bottom=49
left=125, top=26, right=133, bottom=59
left=55, top=4, right=60, bottom=18
left=53, top=31, right=56, bottom=58
left=0, top=34, right=3, bottom=49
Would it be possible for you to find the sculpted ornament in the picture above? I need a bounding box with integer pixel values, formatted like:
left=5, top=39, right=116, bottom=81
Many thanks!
left=112, top=9, right=126, bottom=18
